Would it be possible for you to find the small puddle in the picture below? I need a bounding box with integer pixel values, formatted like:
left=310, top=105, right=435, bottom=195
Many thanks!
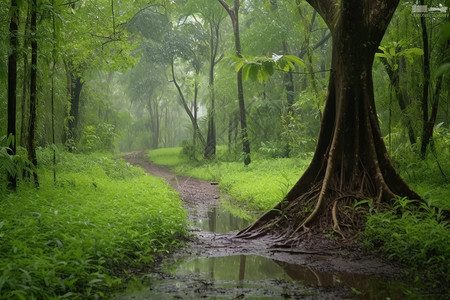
left=116, top=202, right=436, bottom=299
left=190, top=205, right=255, bottom=233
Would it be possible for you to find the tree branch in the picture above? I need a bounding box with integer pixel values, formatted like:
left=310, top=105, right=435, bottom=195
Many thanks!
left=217, top=0, right=234, bottom=19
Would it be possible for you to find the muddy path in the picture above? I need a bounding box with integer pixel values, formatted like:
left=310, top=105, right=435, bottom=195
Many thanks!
left=120, top=151, right=414, bottom=299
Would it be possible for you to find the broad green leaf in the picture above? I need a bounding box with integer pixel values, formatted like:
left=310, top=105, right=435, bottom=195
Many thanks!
left=284, top=55, right=306, bottom=68
left=436, top=62, right=450, bottom=77
left=234, top=60, right=245, bottom=72
left=241, top=64, right=251, bottom=81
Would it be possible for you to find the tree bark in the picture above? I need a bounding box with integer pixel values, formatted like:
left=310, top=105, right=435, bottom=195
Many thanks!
left=239, top=0, right=419, bottom=241
left=68, top=75, right=84, bottom=143
left=28, top=0, right=39, bottom=188
left=7, top=0, right=19, bottom=190
left=419, top=0, right=430, bottom=158
left=379, top=56, right=416, bottom=145
left=20, top=5, right=30, bottom=149
left=205, top=18, right=222, bottom=159
left=218, top=0, right=251, bottom=165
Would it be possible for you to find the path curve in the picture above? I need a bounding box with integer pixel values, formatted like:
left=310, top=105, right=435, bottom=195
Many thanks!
left=122, top=151, right=403, bottom=277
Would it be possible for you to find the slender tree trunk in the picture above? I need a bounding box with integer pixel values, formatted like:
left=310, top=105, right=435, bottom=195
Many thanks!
left=379, top=56, right=416, bottom=145
left=68, top=75, right=83, bottom=143
left=205, top=21, right=221, bottom=159
left=218, top=0, right=250, bottom=165
left=282, top=41, right=295, bottom=158
left=28, top=0, right=39, bottom=188
left=239, top=0, right=419, bottom=241
left=419, top=0, right=430, bottom=158
left=20, top=6, right=30, bottom=149
left=170, top=60, right=206, bottom=147
left=7, top=0, right=19, bottom=190
left=51, top=0, right=57, bottom=184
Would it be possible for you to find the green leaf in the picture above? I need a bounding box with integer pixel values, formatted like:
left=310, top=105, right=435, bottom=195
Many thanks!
left=399, top=48, right=424, bottom=57
left=241, top=64, right=251, bottom=82
left=436, top=63, right=450, bottom=77
left=284, top=55, right=305, bottom=68
left=234, top=60, right=245, bottom=72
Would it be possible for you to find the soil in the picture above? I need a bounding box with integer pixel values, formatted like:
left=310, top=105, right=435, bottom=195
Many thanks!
left=121, top=151, right=409, bottom=299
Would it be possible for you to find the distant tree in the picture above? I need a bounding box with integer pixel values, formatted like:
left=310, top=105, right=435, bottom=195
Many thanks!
left=185, top=0, right=226, bottom=159
left=240, top=0, right=420, bottom=241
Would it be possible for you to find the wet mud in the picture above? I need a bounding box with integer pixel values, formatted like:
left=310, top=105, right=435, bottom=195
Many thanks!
left=119, top=151, right=431, bottom=299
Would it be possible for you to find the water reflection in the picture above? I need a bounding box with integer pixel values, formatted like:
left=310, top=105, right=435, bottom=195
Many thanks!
left=175, top=255, right=414, bottom=299
left=191, top=206, right=254, bottom=233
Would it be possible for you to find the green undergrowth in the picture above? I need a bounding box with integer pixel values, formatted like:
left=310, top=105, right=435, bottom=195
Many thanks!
left=364, top=197, right=450, bottom=284
left=364, top=144, right=450, bottom=285
left=0, top=149, right=186, bottom=299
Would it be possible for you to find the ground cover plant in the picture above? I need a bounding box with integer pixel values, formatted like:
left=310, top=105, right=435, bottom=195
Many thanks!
left=147, top=146, right=450, bottom=286
left=0, top=149, right=186, bottom=299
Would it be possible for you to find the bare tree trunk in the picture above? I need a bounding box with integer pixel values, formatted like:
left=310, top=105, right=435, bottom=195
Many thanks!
left=28, top=0, right=39, bottom=188
left=170, top=60, right=206, bottom=147
left=218, top=0, right=251, bottom=165
left=20, top=5, right=30, bottom=149
left=7, top=0, right=19, bottom=190
left=379, top=56, right=416, bottom=145
left=68, top=75, right=83, bottom=143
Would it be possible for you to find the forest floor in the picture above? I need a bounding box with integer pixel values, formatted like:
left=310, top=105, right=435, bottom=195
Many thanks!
left=121, top=151, right=413, bottom=299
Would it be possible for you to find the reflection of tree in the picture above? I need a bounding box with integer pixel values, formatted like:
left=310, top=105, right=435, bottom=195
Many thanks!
left=208, top=207, right=217, bottom=232
left=238, top=255, right=246, bottom=288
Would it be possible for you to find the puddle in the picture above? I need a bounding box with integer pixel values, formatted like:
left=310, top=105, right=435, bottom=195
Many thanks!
left=190, top=205, right=255, bottom=233
left=116, top=254, right=421, bottom=299
left=115, top=203, right=438, bottom=299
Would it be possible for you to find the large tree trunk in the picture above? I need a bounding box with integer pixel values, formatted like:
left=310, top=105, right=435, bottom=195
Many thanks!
left=239, top=0, right=420, bottom=241
left=7, top=0, right=19, bottom=190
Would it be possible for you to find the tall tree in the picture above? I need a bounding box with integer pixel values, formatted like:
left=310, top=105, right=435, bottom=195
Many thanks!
left=218, top=0, right=251, bottom=165
left=7, top=0, right=19, bottom=190
left=185, top=0, right=226, bottom=159
left=28, top=0, right=39, bottom=187
left=239, top=0, right=420, bottom=241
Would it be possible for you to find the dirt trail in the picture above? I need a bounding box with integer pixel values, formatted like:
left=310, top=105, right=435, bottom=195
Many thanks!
left=121, top=151, right=408, bottom=299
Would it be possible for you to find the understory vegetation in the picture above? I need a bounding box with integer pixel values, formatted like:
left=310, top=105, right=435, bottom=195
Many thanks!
left=148, top=144, right=450, bottom=284
left=0, top=150, right=186, bottom=299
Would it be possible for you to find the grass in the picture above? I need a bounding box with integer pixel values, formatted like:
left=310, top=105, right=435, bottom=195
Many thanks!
left=174, top=154, right=311, bottom=211
left=0, top=150, right=186, bottom=299
left=147, top=147, right=186, bottom=166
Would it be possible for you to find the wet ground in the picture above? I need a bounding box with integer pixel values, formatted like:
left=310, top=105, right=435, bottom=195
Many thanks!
left=119, top=152, right=438, bottom=299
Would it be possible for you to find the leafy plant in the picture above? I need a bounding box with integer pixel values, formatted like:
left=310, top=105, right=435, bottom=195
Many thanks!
left=0, top=150, right=187, bottom=298
left=232, top=53, right=305, bottom=83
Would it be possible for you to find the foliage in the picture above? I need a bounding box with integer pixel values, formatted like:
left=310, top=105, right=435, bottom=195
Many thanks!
left=232, top=54, right=305, bottom=83
left=364, top=200, right=450, bottom=283
left=0, top=136, right=34, bottom=191
left=0, top=150, right=186, bottom=299
left=78, top=122, right=118, bottom=154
